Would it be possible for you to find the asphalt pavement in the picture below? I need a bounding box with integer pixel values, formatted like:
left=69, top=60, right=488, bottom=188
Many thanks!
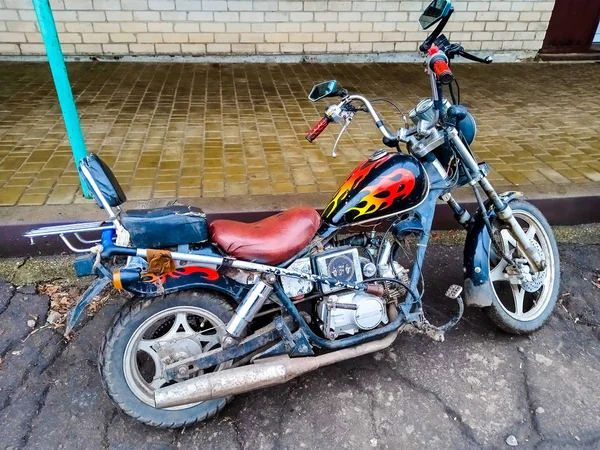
left=0, top=242, right=599, bottom=450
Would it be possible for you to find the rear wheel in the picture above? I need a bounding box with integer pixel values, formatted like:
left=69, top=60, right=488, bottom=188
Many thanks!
left=99, top=291, right=235, bottom=428
left=484, top=200, right=560, bottom=334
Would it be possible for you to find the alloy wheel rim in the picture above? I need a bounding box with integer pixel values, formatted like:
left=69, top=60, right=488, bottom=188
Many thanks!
left=488, top=210, right=554, bottom=322
left=123, top=306, right=230, bottom=409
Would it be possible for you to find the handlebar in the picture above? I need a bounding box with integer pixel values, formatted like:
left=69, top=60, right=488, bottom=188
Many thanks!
left=428, top=34, right=493, bottom=66
left=305, top=95, right=398, bottom=148
left=305, top=116, right=330, bottom=142
left=345, top=95, right=396, bottom=142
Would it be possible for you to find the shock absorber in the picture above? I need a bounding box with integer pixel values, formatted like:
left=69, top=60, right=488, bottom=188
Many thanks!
left=225, top=274, right=275, bottom=339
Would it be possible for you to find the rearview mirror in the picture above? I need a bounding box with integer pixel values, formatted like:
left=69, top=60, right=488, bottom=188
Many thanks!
left=419, top=0, right=452, bottom=30
left=308, top=80, right=338, bottom=102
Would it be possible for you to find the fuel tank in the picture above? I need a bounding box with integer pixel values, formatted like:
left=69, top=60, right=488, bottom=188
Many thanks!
left=322, top=151, right=429, bottom=227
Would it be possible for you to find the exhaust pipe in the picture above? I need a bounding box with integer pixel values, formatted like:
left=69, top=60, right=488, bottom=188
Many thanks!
left=154, top=330, right=398, bottom=409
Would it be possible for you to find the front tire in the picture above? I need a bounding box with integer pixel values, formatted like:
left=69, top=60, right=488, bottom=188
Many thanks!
left=484, top=200, right=560, bottom=334
left=99, top=291, right=235, bottom=428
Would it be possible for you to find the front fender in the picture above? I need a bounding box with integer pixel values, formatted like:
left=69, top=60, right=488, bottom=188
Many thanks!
left=463, top=191, right=523, bottom=307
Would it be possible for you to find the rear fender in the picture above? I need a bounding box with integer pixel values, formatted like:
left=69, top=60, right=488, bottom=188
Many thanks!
left=122, top=266, right=249, bottom=301
left=463, top=191, right=523, bottom=308
left=65, top=270, right=112, bottom=334
left=66, top=265, right=249, bottom=333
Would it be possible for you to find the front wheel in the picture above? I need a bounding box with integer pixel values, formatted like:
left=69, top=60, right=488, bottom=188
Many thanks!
left=485, top=200, right=560, bottom=334
left=99, top=291, right=236, bottom=428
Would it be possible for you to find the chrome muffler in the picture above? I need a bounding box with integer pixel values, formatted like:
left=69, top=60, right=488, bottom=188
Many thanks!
left=154, top=330, right=398, bottom=409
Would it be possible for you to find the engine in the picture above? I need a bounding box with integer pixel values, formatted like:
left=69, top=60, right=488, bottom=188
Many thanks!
left=317, top=291, right=388, bottom=339
left=280, top=245, right=409, bottom=340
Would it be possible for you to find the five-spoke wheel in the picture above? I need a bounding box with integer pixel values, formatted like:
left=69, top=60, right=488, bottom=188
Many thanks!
left=485, top=200, right=560, bottom=334
left=99, top=291, right=237, bottom=428
left=124, top=307, right=229, bottom=408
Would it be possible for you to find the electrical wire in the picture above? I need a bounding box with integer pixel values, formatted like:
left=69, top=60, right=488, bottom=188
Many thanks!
left=370, top=97, right=409, bottom=128
left=453, top=78, right=461, bottom=104
left=449, top=81, right=458, bottom=105
left=370, top=98, right=407, bottom=117
left=428, top=150, right=461, bottom=192
left=389, top=236, right=425, bottom=306
left=375, top=218, right=397, bottom=266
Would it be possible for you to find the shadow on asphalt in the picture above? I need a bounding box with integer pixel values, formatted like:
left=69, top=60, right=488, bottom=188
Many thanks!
left=0, top=244, right=598, bottom=450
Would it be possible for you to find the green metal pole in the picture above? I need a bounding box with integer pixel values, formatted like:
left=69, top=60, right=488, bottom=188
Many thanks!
left=32, top=0, right=90, bottom=197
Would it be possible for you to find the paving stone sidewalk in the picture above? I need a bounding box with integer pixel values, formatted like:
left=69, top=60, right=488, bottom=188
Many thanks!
left=0, top=61, right=599, bottom=207
left=0, top=242, right=599, bottom=449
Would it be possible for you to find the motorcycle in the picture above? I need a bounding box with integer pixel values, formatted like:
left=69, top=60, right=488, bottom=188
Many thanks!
left=25, top=0, right=560, bottom=428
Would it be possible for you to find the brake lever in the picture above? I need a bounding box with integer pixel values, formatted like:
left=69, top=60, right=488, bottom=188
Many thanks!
left=332, top=113, right=353, bottom=158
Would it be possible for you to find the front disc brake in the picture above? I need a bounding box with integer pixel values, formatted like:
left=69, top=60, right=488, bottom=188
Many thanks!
left=521, top=240, right=546, bottom=293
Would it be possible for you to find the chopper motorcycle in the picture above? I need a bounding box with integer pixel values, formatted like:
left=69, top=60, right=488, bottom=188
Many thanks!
left=26, top=0, right=559, bottom=428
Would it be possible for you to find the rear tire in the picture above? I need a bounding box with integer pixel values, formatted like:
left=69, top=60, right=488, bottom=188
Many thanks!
left=99, top=291, right=235, bottom=428
left=484, top=200, right=560, bottom=334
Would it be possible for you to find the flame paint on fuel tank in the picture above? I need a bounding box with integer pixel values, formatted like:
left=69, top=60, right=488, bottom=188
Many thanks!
left=323, top=152, right=429, bottom=227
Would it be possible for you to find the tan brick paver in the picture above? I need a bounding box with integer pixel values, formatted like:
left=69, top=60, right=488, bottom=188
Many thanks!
left=0, top=61, right=599, bottom=206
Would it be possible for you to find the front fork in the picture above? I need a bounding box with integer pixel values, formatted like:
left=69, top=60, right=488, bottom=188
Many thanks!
left=445, top=131, right=546, bottom=272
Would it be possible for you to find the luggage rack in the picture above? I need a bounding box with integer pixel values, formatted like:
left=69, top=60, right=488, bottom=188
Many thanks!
left=24, top=221, right=116, bottom=253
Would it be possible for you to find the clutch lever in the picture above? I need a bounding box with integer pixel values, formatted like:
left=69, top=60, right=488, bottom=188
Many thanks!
left=459, top=49, right=493, bottom=64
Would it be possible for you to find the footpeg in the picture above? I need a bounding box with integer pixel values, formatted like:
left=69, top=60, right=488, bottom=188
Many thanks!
left=445, top=284, right=463, bottom=300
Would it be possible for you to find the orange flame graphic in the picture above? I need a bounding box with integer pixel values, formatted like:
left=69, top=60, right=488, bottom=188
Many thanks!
left=142, top=266, right=219, bottom=285
left=347, top=168, right=415, bottom=218
left=324, top=154, right=392, bottom=218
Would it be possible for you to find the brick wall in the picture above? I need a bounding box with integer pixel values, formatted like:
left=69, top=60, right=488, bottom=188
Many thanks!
left=0, top=0, right=556, bottom=58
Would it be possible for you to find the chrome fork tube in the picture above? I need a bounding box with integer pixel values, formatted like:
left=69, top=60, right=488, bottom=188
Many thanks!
left=226, top=278, right=273, bottom=338
left=449, top=130, right=480, bottom=175
left=449, top=132, right=546, bottom=272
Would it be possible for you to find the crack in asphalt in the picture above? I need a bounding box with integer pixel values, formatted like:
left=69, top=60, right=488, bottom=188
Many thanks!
left=519, top=352, right=542, bottom=442
left=9, top=340, right=69, bottom=449
left=101, top=409, right=118, bottom=450
left=21, top=384, right=51, bottom=450
left=19, top=333, right=65, bottom=382
left=346, top=365, right=382, bottom=442
left=0, top=293, right=67, bottom=415
left=384, top=363, right=484, bottom=449
left=0, top=282, right=15, bottom=315
left=0, top=290, right=50, bottom=361
left=367, top=390, right=380, bottom=443
left=230, top=416, right=245, bottom=450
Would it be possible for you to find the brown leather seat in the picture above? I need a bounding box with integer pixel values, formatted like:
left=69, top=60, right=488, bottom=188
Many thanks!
left=209, top=207, right=321, bottom=265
